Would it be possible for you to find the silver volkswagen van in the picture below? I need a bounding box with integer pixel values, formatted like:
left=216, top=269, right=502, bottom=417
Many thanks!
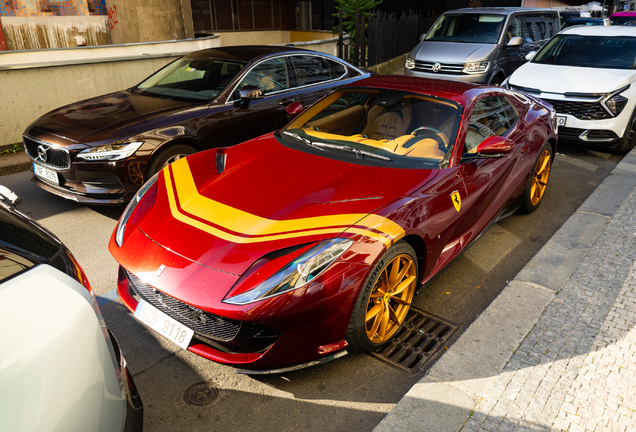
left=405, top=8, right=560, bottom=85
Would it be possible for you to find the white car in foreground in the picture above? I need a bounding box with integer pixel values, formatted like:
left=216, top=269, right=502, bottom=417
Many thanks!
left=504, top=26, right=636, bottom=154
left=0, top=187, right=143, bottom=432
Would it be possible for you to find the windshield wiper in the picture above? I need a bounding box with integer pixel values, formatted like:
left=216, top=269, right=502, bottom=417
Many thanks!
left=282, top=131, right=326, bottom=151
left=282, top=131, right=391, bottom=162
left=309, top=142, right=392, bottom=162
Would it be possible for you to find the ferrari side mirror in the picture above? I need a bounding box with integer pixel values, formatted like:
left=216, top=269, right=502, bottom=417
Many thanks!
left=460, top=136, right=514, bottom=163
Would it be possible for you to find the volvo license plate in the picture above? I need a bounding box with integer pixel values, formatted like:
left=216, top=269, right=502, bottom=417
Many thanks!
left=33, top=163, right=59, bottom=185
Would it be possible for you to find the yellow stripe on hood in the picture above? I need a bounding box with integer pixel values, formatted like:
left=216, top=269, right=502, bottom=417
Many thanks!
left=164, top=158, right=404, bottom=246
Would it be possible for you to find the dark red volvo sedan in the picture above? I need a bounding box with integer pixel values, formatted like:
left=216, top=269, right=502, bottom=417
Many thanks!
left=23, top=46, right=368, bottom=204
left=110, top=76, right=556, bottom=373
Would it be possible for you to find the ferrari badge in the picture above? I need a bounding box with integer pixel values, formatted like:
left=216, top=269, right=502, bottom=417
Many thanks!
left=451, top=190, right=461, bottom=212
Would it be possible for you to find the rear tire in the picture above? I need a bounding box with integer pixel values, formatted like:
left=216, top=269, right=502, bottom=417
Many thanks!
left=346, top=241, right=418, bottom=353
left=518, top=142, right=552, bottom=214
left=147, top=144, right=196, bottom=178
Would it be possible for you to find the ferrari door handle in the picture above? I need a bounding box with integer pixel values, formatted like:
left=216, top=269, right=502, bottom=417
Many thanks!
left=279, top=98, right=296, bottom=106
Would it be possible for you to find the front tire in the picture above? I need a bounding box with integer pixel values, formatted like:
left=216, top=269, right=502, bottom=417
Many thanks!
left=614, top=109, right=636, bottom=155
left=346, top=241, right=418, bottom=352
left=518, top=142, right=552, bottom=214
left=147, top=144, right=196, bottom=178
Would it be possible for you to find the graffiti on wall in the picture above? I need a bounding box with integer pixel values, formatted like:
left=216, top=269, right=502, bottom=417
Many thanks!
left=0, top=0, right=107, bottom=17
left=107, top=4, right=117, bottom=30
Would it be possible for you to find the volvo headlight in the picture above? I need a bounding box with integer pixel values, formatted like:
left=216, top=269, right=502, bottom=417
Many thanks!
left=405, top=57, right=415, bottom=70
left=223, top=238, right=353, bottom=305
left=604, top=85, right=630, bottom=117
left=463, top=61, right=490, bottom=74
left=115, top=171, right=159, bottom=247
left=77, top=141, right=144, bottom=161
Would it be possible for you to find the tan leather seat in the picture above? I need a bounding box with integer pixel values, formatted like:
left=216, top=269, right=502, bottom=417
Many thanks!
left=362, top=100, right=412, bottom=140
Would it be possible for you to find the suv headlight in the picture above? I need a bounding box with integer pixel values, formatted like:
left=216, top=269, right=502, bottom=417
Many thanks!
left=77, top=141, right=144, bottom=161
left=223, top=238, right=353, bottom=305
left=405, top=57, right=415, bottom=70
left=603, top=85, right=630, bottom=117
left=463, top=61, right=490, bottom=74
left=115, top=171, right=159, bottom=247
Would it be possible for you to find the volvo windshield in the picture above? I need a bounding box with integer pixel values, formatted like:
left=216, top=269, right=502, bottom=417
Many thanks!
left=135, top=57, right=245, bottom=102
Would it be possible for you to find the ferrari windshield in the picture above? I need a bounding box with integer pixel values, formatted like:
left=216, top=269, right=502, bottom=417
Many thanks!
left=425, top=14, right=506, bottom=44
left=533, top=34, right=636, bottom=69
left=281, top=89, right=462, bottom=169
left=135, top=57, right=245, bottom=101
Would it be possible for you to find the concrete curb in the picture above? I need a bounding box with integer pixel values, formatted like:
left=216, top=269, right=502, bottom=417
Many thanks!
left=374, top=147, right=636, bottom=432
left=0, top=151, right=30, bottom=177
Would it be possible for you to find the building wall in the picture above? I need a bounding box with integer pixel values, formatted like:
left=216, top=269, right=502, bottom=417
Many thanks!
left=104, top=0, right=193, bottom=44
left=0, top=0, right=110, bottom=49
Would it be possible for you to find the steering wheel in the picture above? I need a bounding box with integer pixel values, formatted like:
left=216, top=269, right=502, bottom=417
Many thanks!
left=412, top=126, right=447, bottom=149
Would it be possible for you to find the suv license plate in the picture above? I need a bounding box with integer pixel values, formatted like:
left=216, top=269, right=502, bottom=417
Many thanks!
left=556, top=115, right=567, bottom=127
left=33, top=163, right=59, bottom=185
left=134, top=299, right=194, bottom=350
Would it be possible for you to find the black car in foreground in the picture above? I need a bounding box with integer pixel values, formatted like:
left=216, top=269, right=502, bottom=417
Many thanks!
left=23, top=46, right=369, bottom=204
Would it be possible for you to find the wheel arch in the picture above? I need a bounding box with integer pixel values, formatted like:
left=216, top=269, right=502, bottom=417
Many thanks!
left=400, top=234, right=426, bottom=283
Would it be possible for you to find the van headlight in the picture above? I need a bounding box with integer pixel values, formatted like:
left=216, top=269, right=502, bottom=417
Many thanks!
left=405, top=57, right=415, bottom=70
left=603, top=85, right=630, bottom=118
left=463, top=61, right=490, bottom=74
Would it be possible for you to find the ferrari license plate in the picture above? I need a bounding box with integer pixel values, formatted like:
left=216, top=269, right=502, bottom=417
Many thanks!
left=33, top=163, right=59, bottom=185
left=556, top=115, right=567, bottom=127
left=134, top=299, right=194, bottom=350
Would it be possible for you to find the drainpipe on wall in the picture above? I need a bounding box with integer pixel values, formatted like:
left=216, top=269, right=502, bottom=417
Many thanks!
left=0, top=17, right=7, bottom=50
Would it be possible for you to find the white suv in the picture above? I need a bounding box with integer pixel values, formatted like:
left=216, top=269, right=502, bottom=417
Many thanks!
left=503, top=26, right=636, bottom=154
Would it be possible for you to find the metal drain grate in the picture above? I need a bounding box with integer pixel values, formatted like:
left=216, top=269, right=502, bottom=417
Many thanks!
left=370, top=307, right=458, bottom=373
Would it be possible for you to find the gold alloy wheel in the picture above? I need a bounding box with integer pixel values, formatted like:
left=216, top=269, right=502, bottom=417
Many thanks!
left=530, top=149, right=552, bottom=206
left=365, top=254, right=417, bottom=344
left=128, top=161, right=146, bottom=187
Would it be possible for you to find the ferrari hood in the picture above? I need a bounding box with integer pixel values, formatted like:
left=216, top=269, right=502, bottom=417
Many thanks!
left=509, top=62, right=636, bottom=94
left=27, top=91, right=201, bottom=144
left=136, top=135, right=437, bottom=275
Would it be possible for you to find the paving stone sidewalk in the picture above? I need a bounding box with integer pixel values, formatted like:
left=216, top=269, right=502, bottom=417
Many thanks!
left=462, top=185, right=636, bottom=431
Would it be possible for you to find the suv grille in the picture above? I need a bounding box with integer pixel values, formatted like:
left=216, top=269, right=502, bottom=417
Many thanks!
left=541, top=99, right=611, bottom=121
left=124, top=268, right=241, bottom=342
left=412, top=60, right=464, bottom=75
left=23, top=136, right=70, bottom=170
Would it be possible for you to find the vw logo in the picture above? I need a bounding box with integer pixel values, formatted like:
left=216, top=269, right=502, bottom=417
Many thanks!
left=37, top=145, right=48, bottom=162
left=432, top=62, right=442, bottom=73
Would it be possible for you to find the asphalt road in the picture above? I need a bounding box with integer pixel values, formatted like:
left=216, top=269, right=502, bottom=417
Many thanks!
left=0, top=140, right=623, bottom=432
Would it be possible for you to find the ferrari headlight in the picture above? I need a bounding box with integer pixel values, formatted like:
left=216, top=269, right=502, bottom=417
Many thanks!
left=77, top=141, right=143, bottom=161
left=463, top=61, right=490, bottom=74
left=604, top=85, right=630, bottom=117
left=115, top=171, right=159, bottom=247
left=223, top=238, right=353, bottom=305
left=405, top=57, right=415, bottom=70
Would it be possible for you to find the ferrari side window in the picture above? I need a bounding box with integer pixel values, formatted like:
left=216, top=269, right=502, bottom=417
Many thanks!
left=466, top=100, right=496, bottom=153
left=499, top=97, right=519, bottom=129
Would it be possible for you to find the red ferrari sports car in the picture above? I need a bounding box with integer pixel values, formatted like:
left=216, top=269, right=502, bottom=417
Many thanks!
left=109, top=76, right=556, bottom=373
